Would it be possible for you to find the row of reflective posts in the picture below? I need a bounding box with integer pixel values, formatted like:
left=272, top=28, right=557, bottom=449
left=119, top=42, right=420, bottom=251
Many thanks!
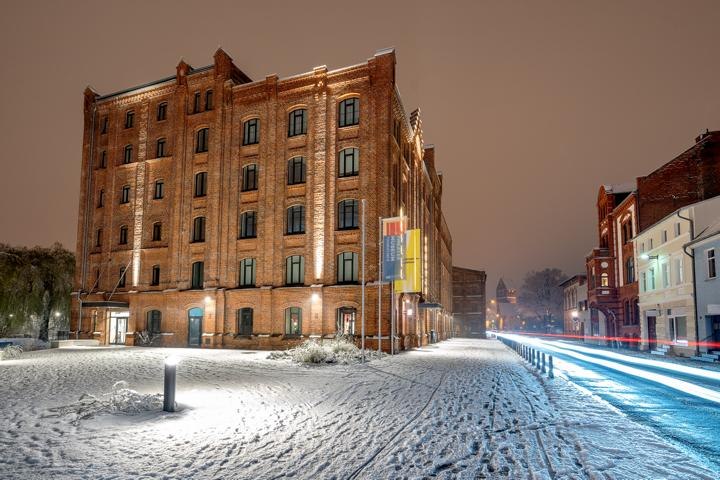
left=498, top=337, right=554, bottom=379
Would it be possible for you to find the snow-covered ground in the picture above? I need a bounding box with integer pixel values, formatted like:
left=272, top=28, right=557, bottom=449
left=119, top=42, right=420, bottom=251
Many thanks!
left=0, top=339, right=715, bottom=479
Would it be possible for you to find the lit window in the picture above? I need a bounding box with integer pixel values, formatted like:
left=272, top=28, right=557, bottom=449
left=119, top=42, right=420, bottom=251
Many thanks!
left=600, top=273, right=609, bottom=287
left=284, top=307, right=302, bottom=335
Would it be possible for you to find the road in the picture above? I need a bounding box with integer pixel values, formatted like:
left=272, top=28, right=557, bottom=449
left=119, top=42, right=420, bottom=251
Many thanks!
left=500, top=333, right=720, bottom=472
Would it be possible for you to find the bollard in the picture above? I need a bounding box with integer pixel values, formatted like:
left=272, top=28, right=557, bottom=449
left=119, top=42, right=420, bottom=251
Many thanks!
left=163, top=356, right=178, bottom=412
left=541, top=352, right=546, bottom=374
left=531, top=349, right=536, bottom=366
left=548, top=355, right=554, bottom=378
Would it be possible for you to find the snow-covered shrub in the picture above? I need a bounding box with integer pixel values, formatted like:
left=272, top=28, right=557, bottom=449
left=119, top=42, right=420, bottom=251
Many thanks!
left=0, top=344, right=23, bottom=360
left=269, top=338, right=386, bottom=365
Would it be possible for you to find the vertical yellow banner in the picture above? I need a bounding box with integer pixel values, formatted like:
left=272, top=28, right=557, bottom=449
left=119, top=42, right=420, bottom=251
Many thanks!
left=394, top=229, right=422, bottom=293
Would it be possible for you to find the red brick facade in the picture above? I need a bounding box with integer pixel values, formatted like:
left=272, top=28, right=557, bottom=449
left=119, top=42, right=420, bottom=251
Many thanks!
left=71, top=48, right=453, bottom=351
left=452, top=267, right=486, bottom=337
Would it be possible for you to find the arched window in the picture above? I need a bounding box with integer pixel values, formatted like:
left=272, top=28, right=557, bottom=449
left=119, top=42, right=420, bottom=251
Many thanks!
left=119, top=225, right=128, bottom=245
left=125, top=110, right=134, bottom=128
left=123, top=144, right=133, bottom=164
left=337, top=252, right=359, bottom=284
left=243, top=118, right=259, bottom=145
left=192, top=216, right=206, bottom=243
left=600, top=272, right=609, bottom=287
left=286, top=205, right=305, bottom=234
left=337, top=199, right=359, bottom=230
left=239, top=258, right=256, bottom=287
left=287, top=156, right=306, bottom=185
left=336, top=307, right=356, bottom=335
left=147, top=310, right=161, bottom=333
left=284, top=307, right=302, bottom=335
left=338, top=98, right=359, bottom=127
left=239, top=211, right=257, bottom=239
left=338, top=148, right=359, bottom=177
left=285, top=255, right=304, bottom=285
left=195, top=127, right=209, bottom=153
left=241, top=164, right=258, bottom=191
left=237, top=308, right=253, bottom=335
left=288, top=109, right=307, bottom=137
left=194, top=172, right=208, bottom=197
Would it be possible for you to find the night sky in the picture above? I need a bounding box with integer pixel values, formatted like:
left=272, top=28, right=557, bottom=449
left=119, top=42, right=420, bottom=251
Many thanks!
left=2, top=0, right=720, bottom=294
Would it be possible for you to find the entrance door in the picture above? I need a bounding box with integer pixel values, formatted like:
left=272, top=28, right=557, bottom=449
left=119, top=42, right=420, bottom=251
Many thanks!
left=710, top=316, right=720, bottom=344
left=188, top=307, right=203, bottom=347
left=337, top=307, right=356, bottom=335
left=108, top=312, right=128, bottom=345
left=647, top=316, right=657, bottom=350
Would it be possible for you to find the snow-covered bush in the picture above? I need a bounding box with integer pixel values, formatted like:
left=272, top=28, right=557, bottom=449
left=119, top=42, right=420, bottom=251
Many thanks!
left=0, top=344, right=23, bottom=360
left=269, top=338, right=386, bottom=365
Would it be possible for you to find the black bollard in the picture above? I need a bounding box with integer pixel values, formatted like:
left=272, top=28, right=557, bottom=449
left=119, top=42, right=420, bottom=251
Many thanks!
left=163, top=357, right=178, bottom=412
left=548, top=355, right=554, bottom=379
left=541, top=352, right=546, bottom=374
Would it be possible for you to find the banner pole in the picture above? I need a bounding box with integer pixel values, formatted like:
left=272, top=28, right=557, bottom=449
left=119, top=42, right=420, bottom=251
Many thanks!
left=378, top=216, right=382, bottom=353
left=361, top=199, right=366, bottom=363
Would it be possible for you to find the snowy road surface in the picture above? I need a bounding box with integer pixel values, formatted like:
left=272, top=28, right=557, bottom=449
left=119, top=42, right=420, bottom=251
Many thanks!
left=500, top=334, right=720, bottom=474
left=1, top=339, right=716, bottom=479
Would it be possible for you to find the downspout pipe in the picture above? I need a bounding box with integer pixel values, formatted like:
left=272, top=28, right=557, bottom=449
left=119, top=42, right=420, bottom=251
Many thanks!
left=677, top=210, right=699, bottom=356
left=78, top=102, right=97, bottom=339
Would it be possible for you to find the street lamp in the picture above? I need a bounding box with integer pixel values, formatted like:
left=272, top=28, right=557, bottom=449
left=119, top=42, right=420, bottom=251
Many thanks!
left=163, top=356, right=179, bottom=412
left=640, top=254, right=658, bottom=261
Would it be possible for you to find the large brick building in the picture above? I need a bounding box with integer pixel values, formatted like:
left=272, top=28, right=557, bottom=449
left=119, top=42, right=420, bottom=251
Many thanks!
left=70, top=48, right=453, bottom=351
left=451, top=267, right=486, bottom=337
left=585, top=130, right=720, bottom=346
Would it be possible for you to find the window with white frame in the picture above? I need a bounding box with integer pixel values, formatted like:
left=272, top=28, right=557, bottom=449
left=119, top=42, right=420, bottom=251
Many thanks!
left=649, top=267, right=655, bottom=290
left=661, top=230, right=668, bottom=243
left=708, top=249, right=717, bottom=279
left=674, top=257, right=683, bottom=285
left=674, top=222, right=681, bottom=237
left=661, top=262, right=669, bottom=288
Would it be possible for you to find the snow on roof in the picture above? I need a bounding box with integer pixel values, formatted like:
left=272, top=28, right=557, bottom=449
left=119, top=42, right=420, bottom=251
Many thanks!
left=603, top=182, right=635, bottom=194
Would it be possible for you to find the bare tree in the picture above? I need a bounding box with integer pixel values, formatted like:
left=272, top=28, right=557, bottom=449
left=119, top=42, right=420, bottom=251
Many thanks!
left=517, top=268, right=565, bottom=332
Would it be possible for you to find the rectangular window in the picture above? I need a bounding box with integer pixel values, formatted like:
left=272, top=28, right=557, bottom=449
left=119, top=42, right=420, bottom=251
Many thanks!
left=118, top=267, right=126, bottom=288
left=101, top=116, right=108, bottom=134
left=239, top=211, right=256, bottom=239
left=649, top=238, right=654, bottom=249
left=99, top=150, right=107, bottom=168
left=97, top=189, right=104, bottom=208
left=192, top=217, right=206, bottom=243
left=286, top=255, right=304, bottom=285
left=239, top=258, right=256, bottom=287
left=238, top=308, right=253, bottom=335
left=672, top=316, right=688, bottom=343
left=151, top=265, right=160, bottom=286
left=286, top=206, right=305, bottom=234
left=119, top=226, right=128, bottom=245
left=205, top=90, right=213, bottom=110
left=338, top=148, right=359, bottom=177
left=674, top=222, right=681, bottom=237
left=649, top=267, right=655, bottom=290
left=124, top=145, right=133, bottom=164
left=194, top=172, right=208, bottom=197
left=626, top=258, right=634, bottom=284
left=243, top=119, right=259, bottom=145
left=154, top=180, right=164, bottom=199
left=120, top=186, right=130, bottom=204
left=708, top=249, right=717, bottom=279
left=156, top=138, right=166, bottom=158
left=193, top=92, right=201, bottom=113
left=337, top=252, right=358, bottom=283
left=241, top=164, right=258, bottom=191
left=191, top=261, right=204, bottom=289
left=125, top=110, right=134, bottom=128
left=96, top=229, right=102, bottom=247
left=675, top=257, right=683, bottom=285
left=152, top=222, right=162, bottom=241
left=661, top=262, right=669, bottom=288
left=338, top=200, right=359, bottom=229
left=641, top=272, right=647, bottom=292
left=157, top=102, right=167, bottom=121
left=661, top=230, right=668, bottom=243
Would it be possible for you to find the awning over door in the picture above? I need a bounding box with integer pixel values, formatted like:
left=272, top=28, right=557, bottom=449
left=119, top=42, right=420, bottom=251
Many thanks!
left=81, top=301, right=129, bottom=309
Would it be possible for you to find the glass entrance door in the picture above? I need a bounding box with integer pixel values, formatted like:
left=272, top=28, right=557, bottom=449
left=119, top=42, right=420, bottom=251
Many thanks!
left=188, top=307, right=203, bottom=347
left=647, top=316, right=657, bottom=350
left=108, top=312, right=129, bottom=345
